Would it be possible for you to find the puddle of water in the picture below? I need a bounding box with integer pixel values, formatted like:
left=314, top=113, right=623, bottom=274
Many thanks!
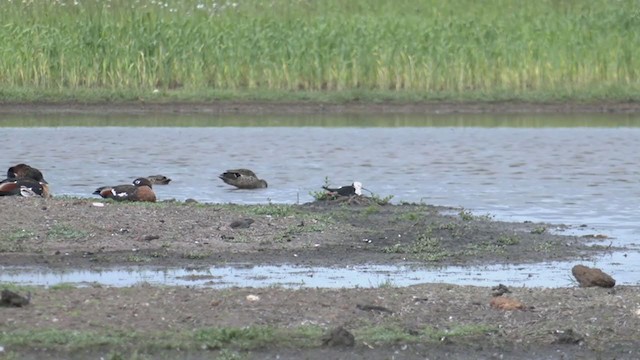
left=2, top=251, right=638, bottom=289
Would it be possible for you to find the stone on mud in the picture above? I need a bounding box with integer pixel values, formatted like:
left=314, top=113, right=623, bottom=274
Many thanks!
left=571, top=265, right=615, bottom=288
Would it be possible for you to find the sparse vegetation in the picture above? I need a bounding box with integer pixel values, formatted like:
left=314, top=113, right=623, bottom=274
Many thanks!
left=47, top=224, right=88, bottom=240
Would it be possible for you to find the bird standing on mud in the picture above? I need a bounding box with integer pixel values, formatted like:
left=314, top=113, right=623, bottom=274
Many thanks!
left=93, top=177, right=156, bottom=202
left=219, top=169, right=268, bottom=189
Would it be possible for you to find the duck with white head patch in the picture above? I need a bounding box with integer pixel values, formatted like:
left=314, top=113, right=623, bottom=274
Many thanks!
left=93, top=177, right=156, bottom=202
left=322, top=182, right=365, bottom=196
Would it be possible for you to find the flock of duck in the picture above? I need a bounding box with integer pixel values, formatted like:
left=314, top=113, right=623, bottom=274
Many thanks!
left=0, top=163, right=365, bottom=201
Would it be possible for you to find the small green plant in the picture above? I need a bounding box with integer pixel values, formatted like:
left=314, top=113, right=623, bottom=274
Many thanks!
left=399, top=212, right=420, bottom=221
left=377, top=279, right=396, bottom=288
left=310, top=176, right=333, bottom=201
left=363, top=204, right=380, bottom=215
left=534, top=241, right=555, bottom=252
left=181, top=251, right=212, bottom=260
left=531, top=226, right=547, bottom=234
left=50, top=283, right=76, bottom=290
left=7, top=229, right=36, bottom=241
left=497, top=235, right=520, bottom=245
left=369, top=193, right=394, bottom=205
left=459, top=209, right=474, bottom=221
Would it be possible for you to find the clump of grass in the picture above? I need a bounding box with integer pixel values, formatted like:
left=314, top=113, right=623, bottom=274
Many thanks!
left=245, top=204, right=296, bottom=217
left=181, top=250, right=212, bottom=260
left=383, top=232, right=450, bottom=262
left=0, top=229, right=37, bottom=252
left=6, top=229, right=36, bottom=241
left=459, top=209, right=475, bottom=221
left=531, top=226, right=547, bottom=234
left=47, top=224, right=87, bottom=240
left=49, top=283, right=76, bottom=291
left=496, top=235, right=520, bottom=245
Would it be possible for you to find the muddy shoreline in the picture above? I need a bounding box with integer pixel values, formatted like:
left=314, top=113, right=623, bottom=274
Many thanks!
left=2, top=197, right=638, bottom=359
left=1, top=99, right=640, bottom=116
left=0, top=197, right=611, bottom=270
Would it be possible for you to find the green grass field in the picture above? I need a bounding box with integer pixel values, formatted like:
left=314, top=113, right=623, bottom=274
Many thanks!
left=1, top=0, right=639, bottom=102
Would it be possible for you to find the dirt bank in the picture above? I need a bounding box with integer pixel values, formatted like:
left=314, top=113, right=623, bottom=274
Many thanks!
left=1, top=100, right=640, bottom=116
left=1, top=196, right=636, bottom=359
left=0, top=197, right=610, bottom=269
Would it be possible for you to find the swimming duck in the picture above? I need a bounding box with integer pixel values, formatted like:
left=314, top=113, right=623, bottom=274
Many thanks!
left=93, top=177, right=156, bottom=202
left=322, top=182, right=364, bottom=196
left=146, top=175, right=172, bottom=185
left=219, top=169, right=268, bottom=189
left=0, top=177, right=51, bottom=197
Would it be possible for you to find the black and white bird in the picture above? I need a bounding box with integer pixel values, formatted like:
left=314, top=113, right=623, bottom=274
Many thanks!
left=322, top=181, right=364, bottom=196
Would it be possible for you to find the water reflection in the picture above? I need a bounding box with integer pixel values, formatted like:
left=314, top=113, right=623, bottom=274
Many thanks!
left=2, top=113, right=640, bottom=127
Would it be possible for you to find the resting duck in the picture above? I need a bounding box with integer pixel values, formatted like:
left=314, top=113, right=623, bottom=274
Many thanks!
left=219, top=169, right=268, bottom=189
left=93, top=177, right=156, bottom=202
left=7, top=163, right=47, bottom=183
left=146, top=175, right=171, bottom=185
left=0, top=178, right=50, bottom=197
left=0, top=163, right=51, bottom=197
left=322, top=182, right=364, bottom=196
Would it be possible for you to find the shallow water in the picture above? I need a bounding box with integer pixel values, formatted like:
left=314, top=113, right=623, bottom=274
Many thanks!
left=1, top=113, right=639, bottom=288
left=1, top=250, right=638, bottom=288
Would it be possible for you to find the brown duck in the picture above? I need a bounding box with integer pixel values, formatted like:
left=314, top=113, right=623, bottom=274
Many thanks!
left=0, top=163, right=51, bottom=197
left=93, top=177, right=156, bottom=202
left=219, top=169, right=268, bottom=189
left=146, top=175, right=172, bottom=185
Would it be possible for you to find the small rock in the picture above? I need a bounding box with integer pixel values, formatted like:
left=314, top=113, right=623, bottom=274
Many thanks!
left=185, top=198, right=198, bottom=204
left=246, top=294, right=260, bottom=302
left=230, top=218, right=255, bottom=229
left=491, top=284, right=511, bottom=297
left=322, top=326, right=355, bottom=347
left=489, top=296, right=526, bottom=311
left=553, top=328, right=584, bottom=344
left=356, top=303, right=394, bottom=314
left=571, top=265, right=615, bottom=288
left=1, top=289, right=31, bottom=307
left=139, top=234, right=160, bottom=241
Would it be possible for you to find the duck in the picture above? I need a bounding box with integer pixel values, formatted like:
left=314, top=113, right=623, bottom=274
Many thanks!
left=0, top=163, right=51, bottom=197
left=93, top=177, right=156, bottom=202
left=146, top=175, right=172, bottom=185
left=219, top=169, right=268, bottom=189
left=322, top=182, right=364, bottom=196
left=0, top=177, right=51, bottom=197
left=6, top=163, right=47, bottom=183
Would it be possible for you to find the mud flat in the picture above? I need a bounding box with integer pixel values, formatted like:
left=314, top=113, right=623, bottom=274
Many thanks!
left=1, top=196, right=638, bottom=359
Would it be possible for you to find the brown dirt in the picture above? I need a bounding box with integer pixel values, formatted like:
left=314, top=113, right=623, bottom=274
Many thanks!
left=0, top=196, right=607, bottom=269
left=1, top=196, right=637, bottom=359
left=1, top=99, right=640, bottom=115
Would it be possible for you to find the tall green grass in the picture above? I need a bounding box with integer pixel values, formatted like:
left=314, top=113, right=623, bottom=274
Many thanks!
left=0, top=0, right=639, bottom=101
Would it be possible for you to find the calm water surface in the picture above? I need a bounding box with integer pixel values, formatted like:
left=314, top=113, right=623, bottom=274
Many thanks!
left=1, top=113, right=639, bottom=287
